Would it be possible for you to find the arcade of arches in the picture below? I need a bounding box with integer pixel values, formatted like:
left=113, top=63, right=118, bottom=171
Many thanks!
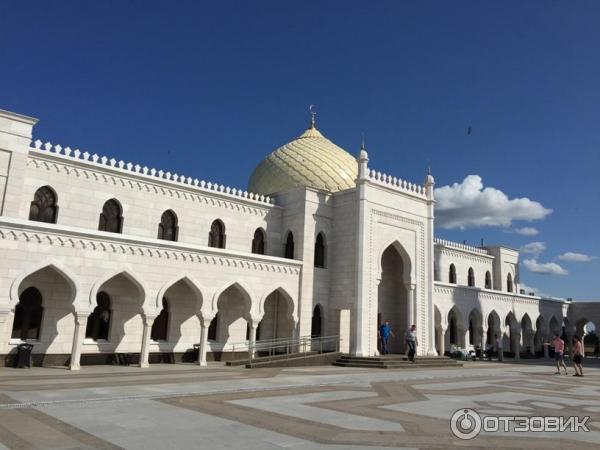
left=5, top=263, right=300, bottom=368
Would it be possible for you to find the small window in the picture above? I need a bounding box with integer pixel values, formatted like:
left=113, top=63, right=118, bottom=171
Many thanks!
left=208, top=220, right=226, bottom=249
left=207, top=313, right=218, bottom=340
left=29, top=186, right=58, bottom=224
left=151, top=298, right=169, bottom=341
left=449, top=264, right=457, bottom=284
left=284, top=232, right=294, bottom=259
left=85, top=291, right=111, bottom=341
left=251, top=228, right=265, bottom=254
left=314, top=232, right=326, bottom=268
left=507, top=273, right=513, bottom=293
left=467, top=268, right=475, bottom=287
left=11, top=287, right=43, bottom=340
left=485, top=271, right=492, bottom=289
left=158, top=210, right=178, bottom=241
left=98, top=199, right=123, bottom=233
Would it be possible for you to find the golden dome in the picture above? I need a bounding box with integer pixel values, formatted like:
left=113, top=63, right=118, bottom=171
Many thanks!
left=248, top=124, right=358, bottom=196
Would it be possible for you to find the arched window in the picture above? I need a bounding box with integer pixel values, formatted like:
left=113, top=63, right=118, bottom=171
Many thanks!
left=314, top=232, right=326, bottom=268
left=98, top=199, right=123, bottom=233
left=29, top=186, right=58, bottom=223
left=449, top=264, right=457, bottom=284
left=151, top=298, right=169, bottom=341
left=207, top=313, right=218, bottom=340
left=251, top=228, right=265, bottom=254
left=11, top=287, right=43, bottom=340
left=208, top=220, right=226, bottom=248
left=467, top=268, right=475, bottom=287
left=507, top=273, right=513, bottom=293
left=85, top=291, right=111, bottom=341
left=311, top=305, right=322, bottom=337
left=158, top=210, right=178, bottom=241
left=485, top=271, right=492, bottom=289
left=284, top=232, right=294, bottom=259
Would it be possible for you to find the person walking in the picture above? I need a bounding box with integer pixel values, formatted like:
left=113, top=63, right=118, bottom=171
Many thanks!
left=572, top=335, right=584, bottom=377
left=495, top=334, right=504, bottom=362
left=405, top=324, right=418, bottom=362
left=378, top=321, right=394, bottom=355
left=544, top=334, right=568, bottom=375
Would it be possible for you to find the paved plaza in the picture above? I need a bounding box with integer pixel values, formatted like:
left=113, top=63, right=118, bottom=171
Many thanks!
left=0, top=360, right=598, bottom=449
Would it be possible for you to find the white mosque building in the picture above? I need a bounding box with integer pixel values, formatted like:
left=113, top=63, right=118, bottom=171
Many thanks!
left=0, top=107, right=597, bottom=369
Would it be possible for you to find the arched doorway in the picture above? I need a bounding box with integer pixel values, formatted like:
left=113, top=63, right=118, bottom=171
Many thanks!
left=486, top=310, right=501, bottom=352
left=446, top=306, right=464, bottom=350
left=311, top=304, right=322, bottom=338
left=521, top=314, right=534, bottom=356
left=213, top=283, right=252, bottom=359
left=259, top=289, right=294, bottom=341
left=534, top=316, right=546, bottom=356
left=10, top=264, right=77, bottom=366
left=377, top=244, right=410, bottom=354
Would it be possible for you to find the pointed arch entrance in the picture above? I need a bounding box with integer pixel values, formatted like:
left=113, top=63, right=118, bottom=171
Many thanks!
left=377, top=243, right=411, bottom=354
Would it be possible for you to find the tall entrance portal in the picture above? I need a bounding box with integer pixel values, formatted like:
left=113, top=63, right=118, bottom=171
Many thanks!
left=377, top=244, right=410, bottom=354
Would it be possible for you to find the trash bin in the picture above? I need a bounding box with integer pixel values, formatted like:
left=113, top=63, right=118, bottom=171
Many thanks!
left=16, top=343, right=34, bottom=368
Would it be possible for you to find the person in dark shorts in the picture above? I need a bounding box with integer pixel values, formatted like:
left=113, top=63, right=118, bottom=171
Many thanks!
left=405, top=324, right=418, bottom=362
left=544, top=334, right=568, bottom=375
left=572, top=335, right=584, bottom=377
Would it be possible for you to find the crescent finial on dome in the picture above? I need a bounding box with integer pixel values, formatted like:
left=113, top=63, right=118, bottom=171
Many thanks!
left=309, top=104, right=316, bottom=129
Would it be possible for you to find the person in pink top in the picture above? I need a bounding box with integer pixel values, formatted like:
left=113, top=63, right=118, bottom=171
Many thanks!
left=572, top=335, right=584, bottom=377
left=544, top=334, right=568, bottom=375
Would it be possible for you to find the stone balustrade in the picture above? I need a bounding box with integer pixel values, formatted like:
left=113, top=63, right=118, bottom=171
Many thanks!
left=31, top=140, right=275, bottom=206
left=434, top=238, right=489, bottom=255
left=366, top=168, right=427, bottom=198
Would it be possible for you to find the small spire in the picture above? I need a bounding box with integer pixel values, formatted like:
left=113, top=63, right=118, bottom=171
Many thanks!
left=361, top=132, right=366, bottom=150
left=309, top=104, right=316, bottom=129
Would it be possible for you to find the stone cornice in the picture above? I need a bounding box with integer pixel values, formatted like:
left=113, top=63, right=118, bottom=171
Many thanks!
left=434, top=282, right=567, bottom=305
left=0, top=218, right=302, bottom=275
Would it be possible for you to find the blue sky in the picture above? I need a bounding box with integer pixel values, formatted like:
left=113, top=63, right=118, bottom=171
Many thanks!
left=1, top=1, right=599, bottom=300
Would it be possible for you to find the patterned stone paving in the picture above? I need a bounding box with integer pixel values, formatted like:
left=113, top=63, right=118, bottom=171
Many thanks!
left=0, top=361, right=598, bottom=449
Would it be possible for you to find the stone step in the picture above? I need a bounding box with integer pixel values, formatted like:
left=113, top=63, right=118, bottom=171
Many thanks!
left=333, top=355, right=462, bottom=369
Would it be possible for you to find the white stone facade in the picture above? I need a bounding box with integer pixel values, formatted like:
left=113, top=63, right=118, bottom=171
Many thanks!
left=0, top=108, right=597, bottom=368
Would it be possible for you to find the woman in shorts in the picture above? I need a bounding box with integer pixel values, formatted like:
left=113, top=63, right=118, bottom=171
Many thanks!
left=572, top=335, right=584, bottom=377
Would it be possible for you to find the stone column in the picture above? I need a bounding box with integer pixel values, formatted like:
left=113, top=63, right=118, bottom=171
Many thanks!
left=480, top=326, right=488, bottom=355
left=543, top=334, right=550, bottom=359
left=248, top=320, right=259, bottom=359
left=438, top=326, right=446, bottom=356
left=406, top=285, right=415, bottom=329
left=69, top=312, right=89, bottom=371
left=514, top=331, right=521, bottom=360
left=139, top=315, right=156, bottom=368
left=352, top=148, right=370, bottom=357
left=197, top=314, right=214, bottom=366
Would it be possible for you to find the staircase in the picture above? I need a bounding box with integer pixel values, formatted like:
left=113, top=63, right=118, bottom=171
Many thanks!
left=333, top=354, right=462, bottom=369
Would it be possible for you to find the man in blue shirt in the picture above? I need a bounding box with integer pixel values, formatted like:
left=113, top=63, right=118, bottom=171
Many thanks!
left=379, top=321, right=394, bottom=355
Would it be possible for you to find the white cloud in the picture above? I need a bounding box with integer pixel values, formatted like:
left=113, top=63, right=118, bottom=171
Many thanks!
left=557, top=252, right=596, bottom=263
left=515, top=227, right=539, bottom=236
left=435, top=175, right=552, bottom=230
left=520, top=241, right=546, bottom=255
left=523, top=259, right=568, bottom=276
left=518, top=283, right=549, bottom=298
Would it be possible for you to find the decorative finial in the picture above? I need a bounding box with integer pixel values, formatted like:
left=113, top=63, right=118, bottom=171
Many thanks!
left=361, top=132, right=366, bottom=150
left=427, top=158, right=432, bottom=175
left=309, top=104, right=316, bottom=129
